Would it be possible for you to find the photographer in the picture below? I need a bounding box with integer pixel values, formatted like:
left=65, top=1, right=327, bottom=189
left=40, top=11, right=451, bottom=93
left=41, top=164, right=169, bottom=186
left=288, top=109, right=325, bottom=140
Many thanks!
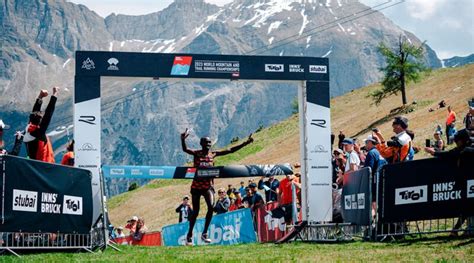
left=373, top=116, right=412, bottom=164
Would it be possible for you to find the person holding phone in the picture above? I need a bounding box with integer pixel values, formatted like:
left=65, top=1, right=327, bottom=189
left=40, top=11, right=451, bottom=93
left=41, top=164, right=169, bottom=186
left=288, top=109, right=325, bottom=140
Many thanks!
left=181, top=128, right=254, bottom=245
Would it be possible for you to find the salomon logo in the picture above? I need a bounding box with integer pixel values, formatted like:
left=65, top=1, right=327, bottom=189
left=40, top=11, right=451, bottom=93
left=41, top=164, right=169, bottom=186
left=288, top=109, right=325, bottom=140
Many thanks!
left=395, top=185, right=428, bottom=205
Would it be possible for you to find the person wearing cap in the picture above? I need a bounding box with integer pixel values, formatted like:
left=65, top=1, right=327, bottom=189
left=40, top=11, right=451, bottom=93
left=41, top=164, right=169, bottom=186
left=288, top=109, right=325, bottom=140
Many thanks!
left=248, top=183, right=264, bottom=211
left=373, top=116, right=412, bottom=164
left=342, top=138, right=361, bottom=173
left=23, top=87, right=60, bottom=163
left=175, top=195, right=193, bottom=223
left=258, top=174, right=280, bottom=203
left=180, top=128, right=254, bottom=245
left=0, top=119, right=22, bottom=156
left=446, top=106, right=457, bottom=145
left=125, top=216, right=139, bottom=234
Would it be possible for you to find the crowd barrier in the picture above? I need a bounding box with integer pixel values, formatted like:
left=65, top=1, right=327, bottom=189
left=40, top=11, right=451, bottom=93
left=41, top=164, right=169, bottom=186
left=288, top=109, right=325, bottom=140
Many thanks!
left=255, top=202, right=287, bottom=243
left=336, top=156, right=474, bottom=241
left=162, top=208, right=257, bottom=246
left=0, top=155, right=106, bottom=256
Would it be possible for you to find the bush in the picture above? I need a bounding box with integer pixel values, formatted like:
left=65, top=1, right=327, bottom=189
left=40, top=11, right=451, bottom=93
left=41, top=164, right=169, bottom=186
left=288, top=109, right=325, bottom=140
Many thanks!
left=128, top=182, right=139, bottom=191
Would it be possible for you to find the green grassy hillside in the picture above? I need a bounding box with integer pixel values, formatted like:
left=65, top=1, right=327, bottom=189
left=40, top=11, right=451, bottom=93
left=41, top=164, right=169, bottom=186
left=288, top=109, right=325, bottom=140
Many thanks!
left=107, top=64, right=474, bottom=231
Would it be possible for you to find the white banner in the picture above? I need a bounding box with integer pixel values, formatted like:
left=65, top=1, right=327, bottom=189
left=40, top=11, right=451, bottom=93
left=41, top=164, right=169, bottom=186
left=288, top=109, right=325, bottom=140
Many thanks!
left=74, top=98, right=101, bottom=221
left=305, top=102, right=332, bottom=222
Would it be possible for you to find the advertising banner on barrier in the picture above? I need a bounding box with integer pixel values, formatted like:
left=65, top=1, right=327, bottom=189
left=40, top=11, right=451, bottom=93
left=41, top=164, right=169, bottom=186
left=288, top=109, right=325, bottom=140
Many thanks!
left=162, top=208, right=256, bottom=246
left=114, top=231, right=162, bottom=246
left=379, top=158, right=474, bottom=223
left=256, top=202, right=287, bottom=242
left=342, top=167, right=372, bottom=226
left=0, top=156, right=93, bottom=234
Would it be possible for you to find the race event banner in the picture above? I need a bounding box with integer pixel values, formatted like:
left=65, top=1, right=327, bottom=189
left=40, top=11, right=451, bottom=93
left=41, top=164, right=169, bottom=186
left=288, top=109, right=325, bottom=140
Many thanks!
left=379, top=158, right=474, bottom=223
left=162, top=208, right=257, bottom=246
left=0, top=155, right=93, bottom=234
left=256, top=202, right=287, bottom=243
left=342, top=167, right=372, bottom=226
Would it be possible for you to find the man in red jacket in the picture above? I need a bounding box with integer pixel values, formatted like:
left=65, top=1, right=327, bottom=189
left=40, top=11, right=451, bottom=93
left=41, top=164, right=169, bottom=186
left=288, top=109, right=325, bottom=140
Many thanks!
left=23, top=87, right=59, bottom=163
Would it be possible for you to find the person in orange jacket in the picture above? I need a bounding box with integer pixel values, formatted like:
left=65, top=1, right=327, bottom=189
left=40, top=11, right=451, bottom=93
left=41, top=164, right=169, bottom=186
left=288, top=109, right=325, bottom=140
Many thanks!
left=61, top=140, right=74, bottom=166
left=373, top=116, right=412, bottom=164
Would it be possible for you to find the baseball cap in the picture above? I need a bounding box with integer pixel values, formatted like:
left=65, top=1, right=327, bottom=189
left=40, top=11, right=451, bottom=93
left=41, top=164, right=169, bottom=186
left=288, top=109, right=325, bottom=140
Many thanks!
left=364, top=135, right=378, bottom=144
left=393, top=116, right=409, bottom=129
left=341, top=138, right=354, bottom=145
left=183, top=195, right=189, bottom=200
left=131, top=216, right=138, bottom=221
left=333, top=148, right=344, bottom=155
left=0, top=120, right=10, bottom=130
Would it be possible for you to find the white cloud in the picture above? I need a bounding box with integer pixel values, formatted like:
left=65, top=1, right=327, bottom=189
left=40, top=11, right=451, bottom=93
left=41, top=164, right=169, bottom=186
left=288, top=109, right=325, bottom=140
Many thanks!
left=406, top=0, right=447, bottom=20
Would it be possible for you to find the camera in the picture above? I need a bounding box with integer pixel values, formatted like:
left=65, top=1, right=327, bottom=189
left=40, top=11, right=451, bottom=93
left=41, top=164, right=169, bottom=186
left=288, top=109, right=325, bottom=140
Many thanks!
left=387, top=138, right=402, bottom=147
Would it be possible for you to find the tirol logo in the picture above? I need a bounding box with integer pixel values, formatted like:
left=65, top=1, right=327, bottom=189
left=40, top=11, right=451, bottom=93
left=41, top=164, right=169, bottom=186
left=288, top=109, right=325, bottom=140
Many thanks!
left=12, top=189, right=38, bottom=212
left=81, top=58, right=95, bottom=70
left=79, top=115, right=96, bottom=125
left=311, top=119, right=327, bottom=128
left=265, top=64, right=284, bottom=72
left=107, top=58, right=119, bottom=71
left=467, top=180, right=474, bottom=198
left=79, top=143, right=97, bottom=152
left=62, top=195, right=83, bottom=215
left=171, top=56, right=192, bottom=76
left=395, top=185, right=428, bottom=205
left=309, top=65, right=327, bottom=74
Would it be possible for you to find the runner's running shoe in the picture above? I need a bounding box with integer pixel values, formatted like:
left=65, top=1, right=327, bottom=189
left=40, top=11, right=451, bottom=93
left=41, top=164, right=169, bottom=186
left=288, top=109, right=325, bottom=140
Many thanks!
left=186, top=236, right=193, bottom=246
left=201, top=233, right=211, bottom=243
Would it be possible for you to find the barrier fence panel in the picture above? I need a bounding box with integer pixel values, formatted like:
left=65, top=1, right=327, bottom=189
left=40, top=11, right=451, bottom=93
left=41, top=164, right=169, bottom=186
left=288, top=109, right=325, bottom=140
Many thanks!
left=162, top=208, right=257, bottom=246
left=256, top=202, right=287, bottom=243
left=342, top=167, right=372, bottom=226
left=375, top=157, right=474, bottom=240
left=0, top=155, right=103, bottom=254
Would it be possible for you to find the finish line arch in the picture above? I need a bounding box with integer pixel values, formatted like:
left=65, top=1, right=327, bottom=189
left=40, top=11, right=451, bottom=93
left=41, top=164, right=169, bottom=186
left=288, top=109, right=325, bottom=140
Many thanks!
left=74, top=51, right=331, bottom=226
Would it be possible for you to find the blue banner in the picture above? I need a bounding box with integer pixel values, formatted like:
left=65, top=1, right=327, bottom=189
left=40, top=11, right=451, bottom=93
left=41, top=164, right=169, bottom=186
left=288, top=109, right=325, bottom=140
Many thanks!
left=162, top=208, right=257, bottom=246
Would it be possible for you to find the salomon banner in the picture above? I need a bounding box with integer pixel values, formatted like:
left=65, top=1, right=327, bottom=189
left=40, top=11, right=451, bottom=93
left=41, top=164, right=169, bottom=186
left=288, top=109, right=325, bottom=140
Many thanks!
left=342, top=167, right=372, bottom=226
left=379, top=157, right=474, bottom=223
left=162, top=208, right=257, bottom=246
left=0, top=156, right=93, bottom=233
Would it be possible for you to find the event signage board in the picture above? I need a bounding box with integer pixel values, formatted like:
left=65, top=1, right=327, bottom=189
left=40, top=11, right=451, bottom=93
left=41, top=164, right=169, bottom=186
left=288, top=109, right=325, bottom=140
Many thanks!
left=161, top=208, right=257, bottom=246
left=75, top=51, right=331, bottom=224
left=102, top=164, right=294, bottom=179
left=341, top=167, right=372, bottom=226
left=379, top=158, right=474, bottom=223
left=0, top=156, right=93, bottom=234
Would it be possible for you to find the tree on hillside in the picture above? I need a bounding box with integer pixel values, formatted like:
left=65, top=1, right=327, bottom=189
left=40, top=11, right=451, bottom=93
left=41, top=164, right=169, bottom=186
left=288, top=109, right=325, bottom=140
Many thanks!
left=371, top=36, right=426, bottom=106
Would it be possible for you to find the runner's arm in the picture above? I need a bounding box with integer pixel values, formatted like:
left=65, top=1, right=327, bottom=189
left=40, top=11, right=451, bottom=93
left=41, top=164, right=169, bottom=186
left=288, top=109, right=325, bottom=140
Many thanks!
left=215, top=134, right=253, bottom=156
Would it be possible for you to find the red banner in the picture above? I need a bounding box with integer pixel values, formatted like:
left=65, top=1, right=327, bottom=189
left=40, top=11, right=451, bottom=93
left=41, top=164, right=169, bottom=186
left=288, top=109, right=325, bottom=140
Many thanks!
left=113, top=231, right=162, bottom=246
left=256, top=202, right=287, bottom=243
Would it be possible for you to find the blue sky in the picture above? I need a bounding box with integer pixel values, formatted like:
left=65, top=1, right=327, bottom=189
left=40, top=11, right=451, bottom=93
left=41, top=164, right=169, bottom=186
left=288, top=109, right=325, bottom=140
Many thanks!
left=69, top=0, right=473, bottom=59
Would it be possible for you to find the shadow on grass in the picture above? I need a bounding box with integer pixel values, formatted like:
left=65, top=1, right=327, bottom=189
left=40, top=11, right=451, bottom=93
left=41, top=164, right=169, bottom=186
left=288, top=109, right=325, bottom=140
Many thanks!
left=351, top=105, right=414, bottom=138
left=383, top=235, right=474, bottom=247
